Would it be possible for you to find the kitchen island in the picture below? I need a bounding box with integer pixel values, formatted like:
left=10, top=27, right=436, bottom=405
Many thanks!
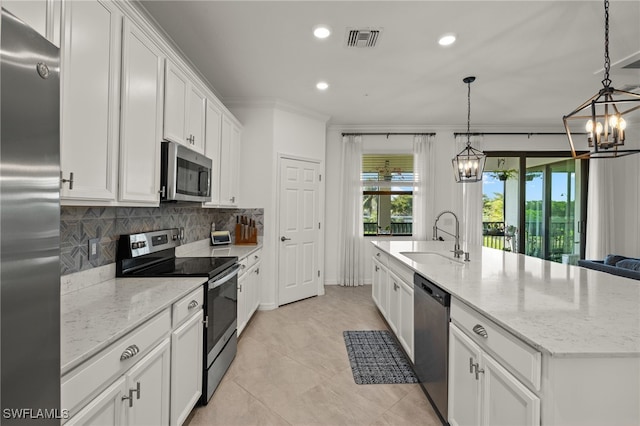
left=372, top=240, right=640, bottom=426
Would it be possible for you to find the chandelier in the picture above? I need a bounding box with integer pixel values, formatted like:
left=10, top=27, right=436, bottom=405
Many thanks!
left=563, top=0, right=640, bottom=159
left=452, top=76, right=486, bottom=182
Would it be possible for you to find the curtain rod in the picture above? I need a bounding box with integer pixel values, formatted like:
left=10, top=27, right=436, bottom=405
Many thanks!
left=452, top=132, right=579, bottom=137
left=342, top=132, right=436, bottom=138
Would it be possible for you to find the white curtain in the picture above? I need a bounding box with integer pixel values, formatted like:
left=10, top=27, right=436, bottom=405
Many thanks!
left=412, top=135, right=436, bottom=240
left=338, top=135, right=364, bottom=286
left=585, top=158, right=615, bottom=259
left=454, top=135, right=485, bottom=249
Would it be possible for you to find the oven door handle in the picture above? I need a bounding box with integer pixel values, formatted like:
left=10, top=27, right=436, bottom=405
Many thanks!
left=208, top=264, right=241, bottom=290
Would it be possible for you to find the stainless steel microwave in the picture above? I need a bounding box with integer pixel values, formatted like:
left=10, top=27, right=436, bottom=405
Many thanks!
left=160, top=141, right=212, bottom=202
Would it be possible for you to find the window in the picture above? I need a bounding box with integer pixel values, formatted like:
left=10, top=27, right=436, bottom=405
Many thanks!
left=362, top=154, right=414, bottom=236
left=482, top=152, right=588, bottom=263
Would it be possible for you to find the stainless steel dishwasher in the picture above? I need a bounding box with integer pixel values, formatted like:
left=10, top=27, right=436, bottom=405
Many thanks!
left=414, top=273, right=451, bottom=425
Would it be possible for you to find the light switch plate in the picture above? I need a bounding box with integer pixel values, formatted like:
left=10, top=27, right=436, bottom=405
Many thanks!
left=88, top=238, right=100, bottom=261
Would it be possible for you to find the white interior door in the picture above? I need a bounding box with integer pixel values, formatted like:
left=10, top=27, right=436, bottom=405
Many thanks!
left=278, top=157, right=320, bottom=306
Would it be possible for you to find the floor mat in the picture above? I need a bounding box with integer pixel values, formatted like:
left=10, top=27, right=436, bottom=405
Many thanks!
left=343, top=330, right=418, bottom=385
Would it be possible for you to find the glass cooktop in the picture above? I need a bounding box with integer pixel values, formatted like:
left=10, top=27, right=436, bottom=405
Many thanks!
left=127, top=256, right=237, bottom=279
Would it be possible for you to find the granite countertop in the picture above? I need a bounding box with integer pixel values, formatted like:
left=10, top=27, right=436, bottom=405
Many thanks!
left=372, top=240, right=640, bottom=358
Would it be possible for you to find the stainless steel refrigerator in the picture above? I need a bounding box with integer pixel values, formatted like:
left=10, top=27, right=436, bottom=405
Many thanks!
left=1, top=8, right=61, bottom=424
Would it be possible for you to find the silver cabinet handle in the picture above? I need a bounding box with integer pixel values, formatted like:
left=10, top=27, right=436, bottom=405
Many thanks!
left=376, top=252, right=380, bottom=257
left=254, top=255, right=259, bottom=260
left=122, top=382, right=141, bottom=407
left=393, top=282, right=398, bottom=291
left=375, top=265, right=379, bottom=272
left=60, top=171, right=74, bottom=190
left=120, top=344, right=140, bottom=361
left=281, top=236, right=291, bottom=242
left=159, top=186, right=166, bottom=198
left=472, top=324, right=488, bottom=338
left=187, top=300, right=199, bottom=309
left=475, top=367, right=485, bottom=380
left=469, top=357, right=476, bottom=374
left=238, top=284, right=243, bottom=292
left=254, top=267, right=259, bottom=275
left=230, top=196, right=235, bottom=203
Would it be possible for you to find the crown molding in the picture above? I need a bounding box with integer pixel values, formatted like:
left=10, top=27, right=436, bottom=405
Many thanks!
left=225, top=97, right=331, bottom=123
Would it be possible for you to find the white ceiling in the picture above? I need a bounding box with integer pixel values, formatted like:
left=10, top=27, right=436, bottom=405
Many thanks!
left=139, top=1, right=640, bottom=129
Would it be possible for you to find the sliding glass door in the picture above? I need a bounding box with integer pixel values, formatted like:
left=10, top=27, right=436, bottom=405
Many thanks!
left=483, top=152, right=588, bottom=263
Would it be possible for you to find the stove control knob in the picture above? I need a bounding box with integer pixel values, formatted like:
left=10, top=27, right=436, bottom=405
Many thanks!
left=139, top=241, right=146, bottom=248
left=131, top=242, right=139, bottom=249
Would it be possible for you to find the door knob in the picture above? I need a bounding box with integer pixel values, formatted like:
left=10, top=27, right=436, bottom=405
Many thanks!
left=280, top=236, right=291, bottom=242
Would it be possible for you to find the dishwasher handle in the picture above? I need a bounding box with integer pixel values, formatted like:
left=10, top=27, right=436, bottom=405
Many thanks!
left=415, top=273, right=450, bottom=307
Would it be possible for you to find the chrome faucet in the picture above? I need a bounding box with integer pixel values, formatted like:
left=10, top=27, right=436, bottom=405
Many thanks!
left=433, top=210, right=465, bottom=258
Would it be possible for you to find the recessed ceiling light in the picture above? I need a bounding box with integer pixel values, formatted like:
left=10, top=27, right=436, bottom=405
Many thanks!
left=316, top=81, right=329, bottom=91
left=438, top=33, right=456, bottom=46
left=313, top=25, right=331, bottom=39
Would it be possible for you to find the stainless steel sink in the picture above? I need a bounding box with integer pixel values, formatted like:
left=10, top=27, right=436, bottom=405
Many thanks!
left=399, top=251, right=465, bottom=265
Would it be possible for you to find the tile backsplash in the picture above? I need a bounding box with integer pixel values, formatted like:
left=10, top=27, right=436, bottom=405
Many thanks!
left=60, top=204, right=264, bottom=275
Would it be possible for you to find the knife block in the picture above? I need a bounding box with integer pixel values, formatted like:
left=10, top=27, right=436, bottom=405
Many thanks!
left=235, top=223, right=258, bottom=245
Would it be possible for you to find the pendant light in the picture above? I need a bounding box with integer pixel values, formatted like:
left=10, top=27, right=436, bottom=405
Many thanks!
left=563, top=0, right=640, bottom=159
left=452, top=76, right=486, bottom=182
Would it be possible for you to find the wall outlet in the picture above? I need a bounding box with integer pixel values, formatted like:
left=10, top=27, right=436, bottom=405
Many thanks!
left=88, top=238, right=100, bottom=261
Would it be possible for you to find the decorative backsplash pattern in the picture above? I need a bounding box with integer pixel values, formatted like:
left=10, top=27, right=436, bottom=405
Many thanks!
left=60, top=204, right=264, bottom=275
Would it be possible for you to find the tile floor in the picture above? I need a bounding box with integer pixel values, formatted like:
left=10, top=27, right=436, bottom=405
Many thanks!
left=185, top=285, right=441, bottom=426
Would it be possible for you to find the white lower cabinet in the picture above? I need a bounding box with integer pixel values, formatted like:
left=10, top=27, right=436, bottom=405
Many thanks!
left=65, top=376, right=127, bottom=426
left=371, top=248, right=414, bottom=362
left=170, top=310, right=203, bottom=426
left=237, top=251, right=262, bottom=336
left=449, top=323, right=540, bottom=426
left=126, top=338, right=171, bottom=426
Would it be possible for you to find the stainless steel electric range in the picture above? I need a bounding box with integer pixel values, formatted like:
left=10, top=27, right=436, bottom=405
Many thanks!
left=116, top=228, right=240, bottom=404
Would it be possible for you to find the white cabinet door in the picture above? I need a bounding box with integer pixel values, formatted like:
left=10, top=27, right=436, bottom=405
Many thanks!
left=398, top=277, right=414, bottom=362
left=219, top=114, right=240, bottom=206
left=125, top=338, right=170, bottom=426
left=372, top=259, right=382, bottom=307
left=4, top=0, right=60, bottom=46
left=65, top=376, right=126, bottom=426
left=387, top=270, right=402, bottom=334
left=449, top=324, right=482, bottom=426
left=237, top=270, right=248, bottom=335
left=481, top=353, right=540, bottom=426
left=186, top=85, right=206, bottom=154
left=60, top=0, right=121, bottom=202
left=377, top=262, right=389, bottom=320
left=163, top=60, right=188, bottom=146
left=204, top=99, right=223, bottom=206
left=119, top=18, right=163, bottom=204
left=250, top=262, right=261, bottom=316
left=170, top=311, right=203, bottom=426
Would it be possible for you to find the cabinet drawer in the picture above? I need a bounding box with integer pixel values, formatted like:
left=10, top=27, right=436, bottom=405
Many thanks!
left=388, top=257, right=413, bottom=286
left=373, top=248, right=389, bottom=267
left=62, top=309, right=171, bottom=416
left=238, top=257, right=249, bottom=277
left=451, top=298, right=541, bottom=391
left=246, top=248, right=262, bottom=269
left=172, top=286, right=204, bottom=328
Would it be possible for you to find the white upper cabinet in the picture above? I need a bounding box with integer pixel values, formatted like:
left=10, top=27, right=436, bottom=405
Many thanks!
left=204, top=99, right=223, bottom=206
left=218, top=113, right=241, bottom=207
left=163, top=60, right=206, bottom=154
left=163, top=60, right=188, bottom=145
left=4, top=0, right=61, bottom=46
left=187, top=84, right=206, bottom=153
left=60, top=0, right=122, bottom=202
left=118, top=18, right=164, bottom=205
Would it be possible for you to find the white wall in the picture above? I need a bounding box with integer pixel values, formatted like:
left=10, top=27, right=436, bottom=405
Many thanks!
left=324, top=125, right=640, bottom=286
left=231, top=100, right=328, bottom=309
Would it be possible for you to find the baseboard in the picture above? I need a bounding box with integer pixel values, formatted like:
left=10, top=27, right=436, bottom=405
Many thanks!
left=258, top=302, right=277, bottom=311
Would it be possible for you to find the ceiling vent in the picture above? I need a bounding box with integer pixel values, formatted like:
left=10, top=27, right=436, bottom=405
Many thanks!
left=345, top=27, right=382, bottom=48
